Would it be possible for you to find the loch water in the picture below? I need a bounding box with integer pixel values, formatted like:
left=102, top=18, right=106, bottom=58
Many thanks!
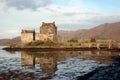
left=0, top=46, right=120, bottom=80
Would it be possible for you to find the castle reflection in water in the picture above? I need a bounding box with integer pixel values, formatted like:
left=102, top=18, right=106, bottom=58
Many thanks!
left=21, top=51, right=120, bottom=76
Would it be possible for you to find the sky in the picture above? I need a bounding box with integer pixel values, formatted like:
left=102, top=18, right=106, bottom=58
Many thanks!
left=0, top=0, right=120, bottom=39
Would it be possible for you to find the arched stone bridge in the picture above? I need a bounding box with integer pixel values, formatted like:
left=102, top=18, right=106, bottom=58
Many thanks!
left=80, top=42, right=120, bottom=50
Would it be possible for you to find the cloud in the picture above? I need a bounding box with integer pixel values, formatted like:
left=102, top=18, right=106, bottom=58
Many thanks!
left=58, top=23, right=92, bottom=30
left=57, top=14, right=120, bottom=30
left=47, top=5, right=120, bottom=28
left=46, top=6, right=120, bottom=30
left=84, top=14, right=120, bottom=25
left=0, top=0, right=52, bottom=11
left=0, top=30, right=20, bottom=39
left=47, top=6, right=102, bottom=17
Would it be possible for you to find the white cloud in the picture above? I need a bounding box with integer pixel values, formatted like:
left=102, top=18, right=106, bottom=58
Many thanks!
left=46, top=5, right=120, bottom=29
left=84, top=14, right=120, bottom=25
left=44, top=6, right=100, bottom=26
left=0, top=1, right=120, bottom=39
left=0, top=30, right=20, bottom=39
left=0, top=0, right=52, bottom=11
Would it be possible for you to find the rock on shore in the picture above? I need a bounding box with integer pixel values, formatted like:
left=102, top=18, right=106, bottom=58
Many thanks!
left=88, top=63, right=120, bottom=80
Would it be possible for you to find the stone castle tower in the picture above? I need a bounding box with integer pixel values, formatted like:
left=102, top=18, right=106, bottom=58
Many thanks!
left=21, top=22, right=57, bottom=43
left=40, top=22, right=57, bottom=41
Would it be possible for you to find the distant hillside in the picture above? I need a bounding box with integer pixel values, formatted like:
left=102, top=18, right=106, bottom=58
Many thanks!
left=0, top=21, right=120, bottom=45
left=0, top=39, right=11, bottom=45
left=58, top=22, right=120, bottom=40
left=0, top=37, right=20, bottom=46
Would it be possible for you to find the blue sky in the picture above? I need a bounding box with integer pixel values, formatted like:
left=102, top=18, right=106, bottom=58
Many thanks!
left=0, top=0, right=120, bottom=39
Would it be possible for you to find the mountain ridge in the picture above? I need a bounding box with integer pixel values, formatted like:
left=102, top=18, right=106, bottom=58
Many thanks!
left=58, top=22, right=120, bottom=40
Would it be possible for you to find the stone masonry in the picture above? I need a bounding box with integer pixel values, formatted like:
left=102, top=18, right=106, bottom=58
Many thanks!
left=21, top=22, right=57, bottom=43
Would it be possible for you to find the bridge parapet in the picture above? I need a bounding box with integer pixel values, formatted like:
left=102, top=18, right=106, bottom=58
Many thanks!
left=79, top=42, right=120, bottom=49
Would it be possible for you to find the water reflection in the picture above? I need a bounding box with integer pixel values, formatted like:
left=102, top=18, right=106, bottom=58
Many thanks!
left=20, top=51, right=120, bottom=78
left=21, top=51, right=57, bottom=76
left=1, top=46, right=120, bottom=80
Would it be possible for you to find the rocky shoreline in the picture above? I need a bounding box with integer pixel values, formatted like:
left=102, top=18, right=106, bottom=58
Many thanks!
left=1, top=59, right=120, bottom=80
left=77, top=56, right=120, bottom=80
left=2, top=47, right=120, bottom=52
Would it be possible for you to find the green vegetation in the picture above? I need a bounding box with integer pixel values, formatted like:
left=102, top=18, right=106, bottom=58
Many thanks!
left=6, top=38, right=119, bottom=49
left=22, top=39, right=81, bottom=48
left=67, top=39, right=78, bottom=43
left=25, top=40, right=62, bottom=48
left=90, top=38, right=96, bottom=42
left=26, top=41, right=44, bottom=46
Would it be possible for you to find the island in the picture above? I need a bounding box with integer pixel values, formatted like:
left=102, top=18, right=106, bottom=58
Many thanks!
left=3, top=22, right=120, bottom=52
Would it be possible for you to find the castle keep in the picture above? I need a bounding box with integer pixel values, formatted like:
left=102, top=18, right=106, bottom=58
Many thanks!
left=21, top=22, right=57, bottom=43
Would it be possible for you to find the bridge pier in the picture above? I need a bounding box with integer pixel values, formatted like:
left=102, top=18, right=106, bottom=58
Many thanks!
left=89, top=43, right=92, bottom=48
left=80, top=41, right=119, bottom=49
left=118, top=43, right=120, bottom=49
left=108, top=42, right=112, bottom=49
left=97, top=43, right=100, bottom=50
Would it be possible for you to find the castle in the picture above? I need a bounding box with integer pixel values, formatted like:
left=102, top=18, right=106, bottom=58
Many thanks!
left=21, top=22, right=57, bottom=43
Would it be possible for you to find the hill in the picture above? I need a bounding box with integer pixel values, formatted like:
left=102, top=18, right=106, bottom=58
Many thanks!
left=58, top=22, right=120, bottom=40
left=0, top=37, right=21, bottom=46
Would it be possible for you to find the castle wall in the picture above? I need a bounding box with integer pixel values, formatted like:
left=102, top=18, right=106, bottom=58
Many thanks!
left=21, top=33, right=34, bottom=43
left=35, top=33, right=55, bottom=41
left=40, top=22, right=57, bottom=41
left=35, top=33, right=48, bottom=41
left=40, top=22, right=57, bottom=35
left=21, top=22, right=58, bottom=43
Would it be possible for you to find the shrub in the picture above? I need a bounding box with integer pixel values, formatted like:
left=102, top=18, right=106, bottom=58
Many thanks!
left=67, top=39, right=78, bottom=43
left=90, top=38, right=96, bottom=42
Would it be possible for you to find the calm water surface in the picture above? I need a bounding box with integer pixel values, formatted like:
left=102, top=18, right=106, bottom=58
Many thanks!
left=0, top=46, right=120, bottom=80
